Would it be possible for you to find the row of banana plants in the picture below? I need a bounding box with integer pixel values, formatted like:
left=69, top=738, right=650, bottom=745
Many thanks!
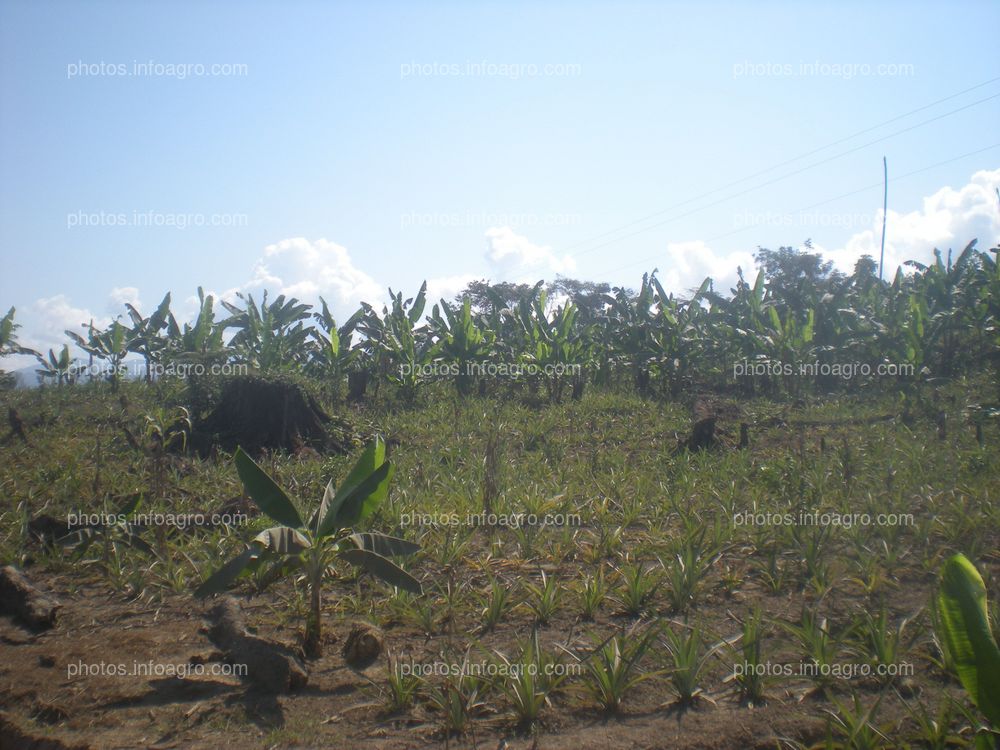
left=2, top=240, right=999, bottom=400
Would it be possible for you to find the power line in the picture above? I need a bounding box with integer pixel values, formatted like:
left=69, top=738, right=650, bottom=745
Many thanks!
left=592, top=142, right=1000, bottom=279
left=569, top=91, right=1000, bottom=261
left=562, top=77, right=1000, bottom=255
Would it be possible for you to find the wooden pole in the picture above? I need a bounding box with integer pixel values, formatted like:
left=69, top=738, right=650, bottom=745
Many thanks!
left=879, top=157, right=888, bottom=281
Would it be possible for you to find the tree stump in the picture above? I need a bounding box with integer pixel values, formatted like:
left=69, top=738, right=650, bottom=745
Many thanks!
left=675, top=416, right=718, bottom=453
left=195, top=375, right=351, bottom=456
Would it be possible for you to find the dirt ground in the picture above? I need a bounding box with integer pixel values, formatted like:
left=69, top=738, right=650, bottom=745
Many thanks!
left=0, top=560, right=970, bottom=750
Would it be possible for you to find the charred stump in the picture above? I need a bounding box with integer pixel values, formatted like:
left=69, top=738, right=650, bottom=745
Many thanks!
left=675, top=416, right=718, bottom=454
left=194, top=376, right=350, bottom=456
left=6, top=408, right=28, bottom=445
left=347, top=371, right=369, bottom=402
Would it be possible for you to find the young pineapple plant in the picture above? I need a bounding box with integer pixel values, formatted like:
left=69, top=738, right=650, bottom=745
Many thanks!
left=492, top=629, right=568, bottom=730
left=524, top=570, right=562, bottom=626
left=195, top=437, right=422, bottom=657
left=732, top=604, right=768, bottom=706
left=611, top=558, right=660, bottom=617
left=578, top=569, right=608, bottom=620
left=660, top=624, right=721, bottom=706
left=574, top=622, right=663, bottom=714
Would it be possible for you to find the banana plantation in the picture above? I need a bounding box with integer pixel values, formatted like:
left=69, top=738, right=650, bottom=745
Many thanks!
left=4, top=241, right=999, bottom=403
left=1, top=241, right=999, bottom=749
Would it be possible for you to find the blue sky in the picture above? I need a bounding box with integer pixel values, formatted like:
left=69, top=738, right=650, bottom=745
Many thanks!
left=1, top=0, right=999, bottom=358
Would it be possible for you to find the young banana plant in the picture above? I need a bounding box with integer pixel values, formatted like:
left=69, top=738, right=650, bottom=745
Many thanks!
left=221, top=291, right=313, bottom=373
left=124, top=292, right=172, bottom=382
left=308, top=297, right=364, bottom=399
left=429, top=297, right=494, bottom=396
left=936, top=553, right=1000, bottom=745
left=380, top=282, right=432, bottom=400
left=35, top=344, right=75, bottom=386
left=165, top=287, right=228, bottom=358
left=195, top=437, right=422, bottom=657
left=1, top=306, right=38, bottom=358
left=604, top=272, right=660, bottom=396
left=65, top=319, right=134, bottom=390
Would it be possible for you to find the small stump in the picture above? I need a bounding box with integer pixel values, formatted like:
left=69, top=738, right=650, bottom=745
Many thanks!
left=342, top=622, right=384, bottom=669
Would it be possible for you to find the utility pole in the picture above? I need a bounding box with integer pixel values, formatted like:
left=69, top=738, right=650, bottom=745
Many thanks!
left=878, top=156, right=888, bottom=282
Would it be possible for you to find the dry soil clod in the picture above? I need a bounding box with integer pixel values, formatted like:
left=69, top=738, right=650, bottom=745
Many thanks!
left=0, top=565, right=60, bottom=631
left=205, top=596, right=308, bottom=693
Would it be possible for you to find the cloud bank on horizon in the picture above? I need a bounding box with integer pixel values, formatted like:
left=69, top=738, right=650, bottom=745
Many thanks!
left=12, top=167, right=1000, bottom=363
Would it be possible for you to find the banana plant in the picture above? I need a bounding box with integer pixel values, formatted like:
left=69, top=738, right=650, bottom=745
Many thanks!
left=429, top=297, right=495, bottom=396
left=221, top=291, right=313, bottom=373
left=308, top=297, right=364, bottom=401
left=35, top=344, right=75, bottom=386
left=165, top=287, right=228, bottom=361
left=762, top=305, right=815, bottom=396
left=872, top=270, right=929, bottom=385
left=1, top=306, right=38, bottom=358
left=603, top=272, right=660, bottom=396
left=124, top=292, right=172, bottom=382
left=650, top=276, right=711, bottom=398
left=373, top=282, right=432, bottom=401
left=65, top=319, right=134, bottom=390
left=976, top=246, right=1000, bottom=396
left=936, top=553, right=1000, bottom=746
left=515, top=291, right=591, bottom=402
left=195, top=437, right=421, bottom=657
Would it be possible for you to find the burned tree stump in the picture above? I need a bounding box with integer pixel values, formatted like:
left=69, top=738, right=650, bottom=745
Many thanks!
left=6, top=408, right=28, bottom=444
left=206, top=597, right=307, bottom=693
left=675, top=416, right=718, bottom=453
left=0, top=566, right=59, bottom=630
left=347, top=370, right=369, bottom=402
left=195, top=375, right=351, bottom=456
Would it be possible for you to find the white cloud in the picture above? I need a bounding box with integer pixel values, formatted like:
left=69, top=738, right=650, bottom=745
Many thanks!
left=22, top=295, right=107, bottom=361
left=484, top=226, right=576, bottom=277
left=822, top=168, right=1000, bottom=276
left=108, top=286, right=141, bottom=314
left=425, top=274, right=478, bottom=306
left=657, top=169, right=1000, bottom=296
left=655, top=240, right=757, bottom=296
left=244, top=237, right=384, bottom=314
